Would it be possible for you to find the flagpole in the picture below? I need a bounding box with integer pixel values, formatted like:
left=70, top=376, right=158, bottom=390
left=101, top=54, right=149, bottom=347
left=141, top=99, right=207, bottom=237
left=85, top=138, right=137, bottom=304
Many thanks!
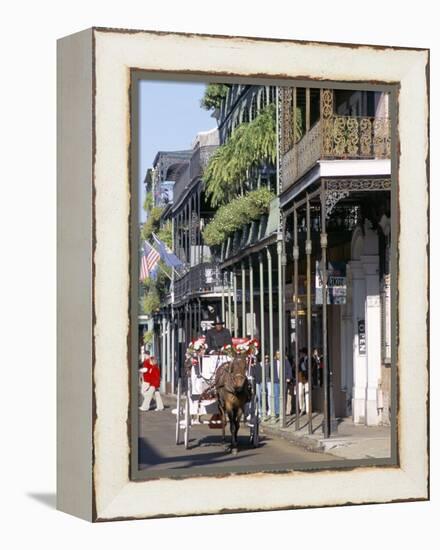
left=153, top=260, right=173, bottom=281
left=151, top=245, right=180, bottom=279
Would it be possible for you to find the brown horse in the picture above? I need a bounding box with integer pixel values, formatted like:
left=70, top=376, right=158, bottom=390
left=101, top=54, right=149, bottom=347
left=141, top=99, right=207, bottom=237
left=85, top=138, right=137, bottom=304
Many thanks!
left=215, top=356, right=251, bottom=454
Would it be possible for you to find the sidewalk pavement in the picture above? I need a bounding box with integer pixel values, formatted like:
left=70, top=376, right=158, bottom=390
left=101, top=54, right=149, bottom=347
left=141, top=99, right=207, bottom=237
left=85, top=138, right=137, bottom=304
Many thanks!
left=161, top=393, right=178, bottom=408
left=260, top=413, right=392, bottom=460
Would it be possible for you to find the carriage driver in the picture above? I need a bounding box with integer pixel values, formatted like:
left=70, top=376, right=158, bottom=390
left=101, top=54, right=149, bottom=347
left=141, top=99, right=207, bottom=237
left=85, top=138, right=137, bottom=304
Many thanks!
left=206, top=315, right=232, bottom=353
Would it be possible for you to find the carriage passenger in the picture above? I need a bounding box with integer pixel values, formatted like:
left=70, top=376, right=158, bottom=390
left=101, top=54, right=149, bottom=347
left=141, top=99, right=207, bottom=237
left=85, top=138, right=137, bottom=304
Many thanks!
left=205, top=316, right=232, bottom=353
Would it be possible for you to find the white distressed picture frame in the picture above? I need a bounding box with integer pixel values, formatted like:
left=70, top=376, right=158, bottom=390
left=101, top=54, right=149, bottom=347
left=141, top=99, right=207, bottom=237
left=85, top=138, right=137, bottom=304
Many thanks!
left=57, top=27, right=429, bottom=522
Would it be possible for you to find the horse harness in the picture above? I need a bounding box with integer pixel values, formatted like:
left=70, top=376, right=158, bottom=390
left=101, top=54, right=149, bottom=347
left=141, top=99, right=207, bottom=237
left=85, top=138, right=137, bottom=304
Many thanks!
left=196, top=358, right=249, bottom=403
left=216, top=361, right=247, bottom=394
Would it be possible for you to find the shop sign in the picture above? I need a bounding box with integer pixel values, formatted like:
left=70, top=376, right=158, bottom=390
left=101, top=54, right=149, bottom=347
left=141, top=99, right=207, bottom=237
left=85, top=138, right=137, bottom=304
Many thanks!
left=358, top=320, right=366, bottom=354
left=315, top=261, right=347, bottom=304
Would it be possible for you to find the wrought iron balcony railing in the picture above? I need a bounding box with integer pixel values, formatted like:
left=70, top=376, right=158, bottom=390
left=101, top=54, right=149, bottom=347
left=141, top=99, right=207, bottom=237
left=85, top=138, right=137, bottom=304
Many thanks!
left=173, top=262, right=222, bottom=303
left=281, top=115, right=391, bottom=191
left=173, top=145, right=218, bottom=206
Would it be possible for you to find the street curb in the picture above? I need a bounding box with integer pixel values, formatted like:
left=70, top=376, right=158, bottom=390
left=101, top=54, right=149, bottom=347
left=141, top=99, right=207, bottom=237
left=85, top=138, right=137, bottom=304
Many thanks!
left=260, top=422, right=325, bottom=454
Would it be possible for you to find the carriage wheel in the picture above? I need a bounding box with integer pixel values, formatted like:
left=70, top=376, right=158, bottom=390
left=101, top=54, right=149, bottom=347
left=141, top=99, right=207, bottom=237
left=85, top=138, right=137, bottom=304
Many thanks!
left=184, top=384, right=191, bottom=449
left=175, top=378, right=182, bottom=445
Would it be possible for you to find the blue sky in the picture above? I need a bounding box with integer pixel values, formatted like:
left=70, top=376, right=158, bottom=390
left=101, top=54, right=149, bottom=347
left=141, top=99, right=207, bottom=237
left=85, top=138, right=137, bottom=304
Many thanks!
left=138, top=79, right=217, bottom=221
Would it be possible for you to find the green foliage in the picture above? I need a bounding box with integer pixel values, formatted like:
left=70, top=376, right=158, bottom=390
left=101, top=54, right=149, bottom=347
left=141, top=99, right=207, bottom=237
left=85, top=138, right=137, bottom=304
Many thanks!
left=141, top=192, right=171, bottom=250
left=155, top=261, right=171, bottom=295
left=156, top=220, right=172, bottom=248
left=141, top=206, right=163, bottom=241
left=139, top=260, right=171, bottom=316
left=203, top=104, right=277, bottom=206
left=140, top=291, right=160, bottom=315
left=202, top=187, right=275, bottom=247
left=143, top=191, right=153, bottom=213
left=139, top=198, right=171, bottom=316
left=143, top=330, right=154, bottom=345
left=200, top=83, right=230, bottom=111
left=141, top=276, right=155, bottom=293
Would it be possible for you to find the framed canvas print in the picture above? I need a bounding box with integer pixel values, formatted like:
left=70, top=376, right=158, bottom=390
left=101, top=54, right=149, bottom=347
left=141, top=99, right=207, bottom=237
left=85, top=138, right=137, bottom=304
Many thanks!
left=57, top=27, right=429, bottom=521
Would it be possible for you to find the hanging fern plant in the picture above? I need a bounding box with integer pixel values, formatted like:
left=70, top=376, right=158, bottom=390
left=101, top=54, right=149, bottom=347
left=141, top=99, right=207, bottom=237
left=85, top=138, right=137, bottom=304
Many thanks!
left=141, top=206, right=163, bottom=241
left=202, top=187, right=275, bottom=247
left=204, top=101, right=304, bottom=207
left=143, top=191, right=153, bottom=213
left=156, top=220, right=172, bottom=248
left=203, top=104, right=277, bottom=206
left=140, top=291, right=160, bottom=315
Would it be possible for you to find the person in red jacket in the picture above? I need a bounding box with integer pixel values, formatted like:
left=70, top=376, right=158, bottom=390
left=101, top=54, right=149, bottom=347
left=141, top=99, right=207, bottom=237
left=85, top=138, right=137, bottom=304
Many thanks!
left=139, top=356, right=164, bottom=412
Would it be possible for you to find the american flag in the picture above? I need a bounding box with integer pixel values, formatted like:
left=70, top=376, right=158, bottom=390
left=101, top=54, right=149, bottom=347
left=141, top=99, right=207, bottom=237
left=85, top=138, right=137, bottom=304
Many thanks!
left=139, top=241, right=160, bottom=281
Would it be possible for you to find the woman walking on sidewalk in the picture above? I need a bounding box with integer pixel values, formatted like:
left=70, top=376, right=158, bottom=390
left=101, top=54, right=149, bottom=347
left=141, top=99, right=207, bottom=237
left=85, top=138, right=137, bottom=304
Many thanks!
left=139, top=356, right=164, bottom=412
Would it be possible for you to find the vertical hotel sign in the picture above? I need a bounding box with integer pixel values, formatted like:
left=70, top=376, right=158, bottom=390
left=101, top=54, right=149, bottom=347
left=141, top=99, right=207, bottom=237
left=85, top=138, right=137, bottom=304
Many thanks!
left=315, top=261, right=347, bottom=305
left=358, top=320, right=367, bottom=355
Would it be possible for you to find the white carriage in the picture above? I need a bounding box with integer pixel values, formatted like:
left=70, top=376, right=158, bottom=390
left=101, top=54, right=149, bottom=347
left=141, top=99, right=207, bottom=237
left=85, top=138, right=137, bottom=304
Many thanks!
left=175, top=351, right=260, bottom=450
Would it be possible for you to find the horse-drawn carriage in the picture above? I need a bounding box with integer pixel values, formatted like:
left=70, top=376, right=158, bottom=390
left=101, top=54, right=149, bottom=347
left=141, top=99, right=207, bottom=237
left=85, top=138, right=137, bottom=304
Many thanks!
left=175, top=337, right=260, bottom=453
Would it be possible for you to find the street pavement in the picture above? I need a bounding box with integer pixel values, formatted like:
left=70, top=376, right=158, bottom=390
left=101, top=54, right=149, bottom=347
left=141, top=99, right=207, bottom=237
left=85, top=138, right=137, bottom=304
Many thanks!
left=138, top=402, right=340, bottom=476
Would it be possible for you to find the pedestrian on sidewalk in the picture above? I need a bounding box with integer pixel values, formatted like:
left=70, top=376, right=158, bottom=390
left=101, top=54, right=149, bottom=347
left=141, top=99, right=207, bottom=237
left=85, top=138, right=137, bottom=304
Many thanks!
left=280, top=351, right=294, bottom=416
left=139, top=355, right=164, bottom=412
left=315, top=348, right=324, bottom=387
left=265, top=354, right=278, bottom=417
left=285, top=356, right=295, bottom=416
left=262, top=355, right=270, bottom=417
left=139, top=345, right=149, bottom=365
left=312, top=348, right=322, bottom=387
left=248, top=353, right=263, bottom=416
left=297, top=348, right=310, bottom=416
left=266, top=351, right=293, bottom=417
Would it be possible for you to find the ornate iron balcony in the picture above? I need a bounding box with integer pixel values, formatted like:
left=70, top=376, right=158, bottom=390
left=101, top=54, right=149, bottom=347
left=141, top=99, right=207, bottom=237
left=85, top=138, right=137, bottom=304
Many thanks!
left=281, top=115, right=391, bottom=191
left=173, top=262, right=222, bottom=303
left=173, top=145, right=218, bottom=206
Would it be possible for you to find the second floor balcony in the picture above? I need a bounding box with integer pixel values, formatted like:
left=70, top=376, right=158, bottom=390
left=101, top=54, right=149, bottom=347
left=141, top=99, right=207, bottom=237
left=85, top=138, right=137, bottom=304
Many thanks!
left=172, top=144, right=218, bottom=208
left=280, top=88, right=391, bottom=192
left=173, top=262, right=223, bottom=304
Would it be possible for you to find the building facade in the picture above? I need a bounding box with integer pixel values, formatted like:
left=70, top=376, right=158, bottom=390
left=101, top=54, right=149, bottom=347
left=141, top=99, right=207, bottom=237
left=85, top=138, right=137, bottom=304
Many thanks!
left=277, top=86, right=392, bottom=432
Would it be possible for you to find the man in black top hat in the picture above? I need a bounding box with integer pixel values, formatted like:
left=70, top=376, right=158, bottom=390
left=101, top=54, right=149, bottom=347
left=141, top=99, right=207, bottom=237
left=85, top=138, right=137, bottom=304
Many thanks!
left=206, top=315, right=233, bottom=353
